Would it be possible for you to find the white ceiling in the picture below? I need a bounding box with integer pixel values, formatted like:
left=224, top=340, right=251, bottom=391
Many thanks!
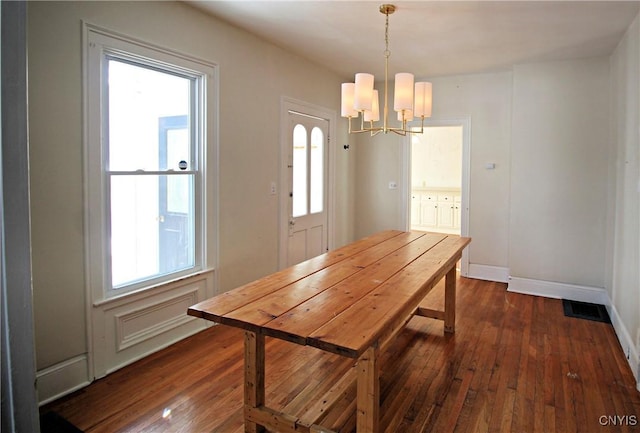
left=187, top=1, right=639, bottom=80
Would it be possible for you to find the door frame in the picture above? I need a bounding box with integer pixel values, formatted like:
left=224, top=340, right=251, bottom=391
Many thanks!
left=278, top=97, right=336, bottom=269
left=400, top=116, right=471, bottom=276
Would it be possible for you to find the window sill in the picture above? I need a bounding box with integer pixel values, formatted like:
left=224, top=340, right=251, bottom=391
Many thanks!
left=93, top=269, right=215, bottom=308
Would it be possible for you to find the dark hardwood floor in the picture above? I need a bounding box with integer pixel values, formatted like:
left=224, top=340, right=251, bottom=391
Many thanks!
left=42, top=277, right=640, bottom=432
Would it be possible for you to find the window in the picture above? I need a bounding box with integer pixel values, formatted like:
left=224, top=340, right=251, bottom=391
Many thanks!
left=291, top=123, right=324, bottom=218
left=86, top=27, right=215, bottom=299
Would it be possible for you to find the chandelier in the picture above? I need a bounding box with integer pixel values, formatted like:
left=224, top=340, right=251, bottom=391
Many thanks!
left=341, top=4, right=432, bottom=136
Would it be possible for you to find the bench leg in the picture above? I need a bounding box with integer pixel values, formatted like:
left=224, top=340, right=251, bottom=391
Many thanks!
left=356, top=345, right=379, bottom=433
left=444, top=265, right=456, bottom=333
left=244, top=331, right=265, bottom=433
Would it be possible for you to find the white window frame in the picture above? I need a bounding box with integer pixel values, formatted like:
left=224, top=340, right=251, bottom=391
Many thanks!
left=84, top=24, right=218, bottom=303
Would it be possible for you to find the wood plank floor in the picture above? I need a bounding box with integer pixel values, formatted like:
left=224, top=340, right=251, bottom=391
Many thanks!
left=42, top=277, right=640, bottom=432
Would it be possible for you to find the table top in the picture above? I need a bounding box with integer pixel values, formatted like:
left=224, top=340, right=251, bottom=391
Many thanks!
left=188, top=230, right=471, bottom=358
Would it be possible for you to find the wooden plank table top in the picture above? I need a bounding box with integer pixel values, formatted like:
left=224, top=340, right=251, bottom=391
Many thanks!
left=188, top=230, right=471, bottom=433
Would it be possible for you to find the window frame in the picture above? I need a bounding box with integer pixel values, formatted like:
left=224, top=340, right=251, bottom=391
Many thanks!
left=84, top=24, right=217, bottom=303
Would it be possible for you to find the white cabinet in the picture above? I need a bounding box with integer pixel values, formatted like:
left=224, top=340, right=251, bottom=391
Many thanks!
left=436, top=194, right=455, bottom=228
left=421, top=194, right=438, bottom=226
left=410, top=188, right=461, bottom=234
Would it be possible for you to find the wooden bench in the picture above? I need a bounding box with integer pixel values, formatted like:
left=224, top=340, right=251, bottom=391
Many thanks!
left=188, top=230, right=471, bottom=433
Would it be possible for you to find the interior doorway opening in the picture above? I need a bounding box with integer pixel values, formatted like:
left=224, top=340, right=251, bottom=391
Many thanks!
left=402, top=117, right=470, bottom=276
left=410, top=125, right=463, bottom=235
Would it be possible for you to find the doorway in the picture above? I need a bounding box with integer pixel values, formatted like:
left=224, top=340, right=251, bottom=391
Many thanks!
left=410, top=125, right=462, bottom=234
left=403, top=117, right=470, bottom=275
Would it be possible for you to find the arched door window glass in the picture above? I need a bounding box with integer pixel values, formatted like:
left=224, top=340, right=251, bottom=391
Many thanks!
left=292, top=124, right=307, bottom=218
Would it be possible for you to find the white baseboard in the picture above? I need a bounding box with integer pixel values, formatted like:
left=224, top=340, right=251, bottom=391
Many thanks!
left=507, top=276, right=608, bottom=305
left=466, top=264, right=509, bottom=283
left=37, top=355, right=90, bottom=406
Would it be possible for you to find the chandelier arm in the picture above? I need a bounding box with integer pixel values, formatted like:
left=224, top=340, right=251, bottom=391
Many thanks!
left=349, top=116, right=384, bottom=134
left=386, top=126, right=407, bottom=136
left=351, top=127, right=384, bottom=134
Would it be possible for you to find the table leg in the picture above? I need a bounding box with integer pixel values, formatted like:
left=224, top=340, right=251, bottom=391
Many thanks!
left=244, top=331, right=265, bottom=433
left=356, top=345, right=379, bottom=433
left=444, top=264, right=456, bottom=333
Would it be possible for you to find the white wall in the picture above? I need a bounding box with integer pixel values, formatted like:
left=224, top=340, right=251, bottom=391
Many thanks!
left=353, top=128, right=406, bottom=237
left=608, top=13, right=640, bottom=385
left=27, top=0, right=352, bottom=389
left=509, top=57, right=610, bottom=288
left=411, top=126, right=463, bottom=189
left=354, top=71, right=513, bottom=274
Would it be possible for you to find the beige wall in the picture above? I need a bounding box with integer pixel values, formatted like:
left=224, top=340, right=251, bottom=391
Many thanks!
left=27, top=1, right=353, bottom=371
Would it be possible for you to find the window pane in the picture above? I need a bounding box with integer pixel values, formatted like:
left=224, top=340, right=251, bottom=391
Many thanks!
left=310, top=127, right=324, bottom=214
left=161, top=116, right=191, bottom=171
left=110, top=174, right=194, bottom=288
left=292, top=124, right=307, bottom=218
left=108, top=59, right=191, bottom=171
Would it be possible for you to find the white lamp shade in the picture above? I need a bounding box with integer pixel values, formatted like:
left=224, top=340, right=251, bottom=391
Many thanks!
left=354, top=73, right=374, bottom=111
left=364, top=90, right=380, bottom=122
left=394, top=73, right=414, bottom=112
left=397, top=109, right=413, bottom=122
left=341, top=83, right=358, bottom=118
left=414, top=82, right=432, bottom=118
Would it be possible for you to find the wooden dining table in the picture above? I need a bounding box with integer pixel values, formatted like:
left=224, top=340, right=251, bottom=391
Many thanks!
left=188, top=230, right=471, bottom=433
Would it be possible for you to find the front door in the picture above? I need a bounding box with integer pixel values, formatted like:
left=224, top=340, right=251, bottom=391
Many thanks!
left=286, top=112, right=329, bottom=267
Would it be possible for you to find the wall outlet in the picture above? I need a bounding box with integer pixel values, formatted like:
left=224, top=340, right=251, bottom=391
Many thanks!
left=270, top=181, right=277, bottom=195
left=388, top=181, right=397, bottom=190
